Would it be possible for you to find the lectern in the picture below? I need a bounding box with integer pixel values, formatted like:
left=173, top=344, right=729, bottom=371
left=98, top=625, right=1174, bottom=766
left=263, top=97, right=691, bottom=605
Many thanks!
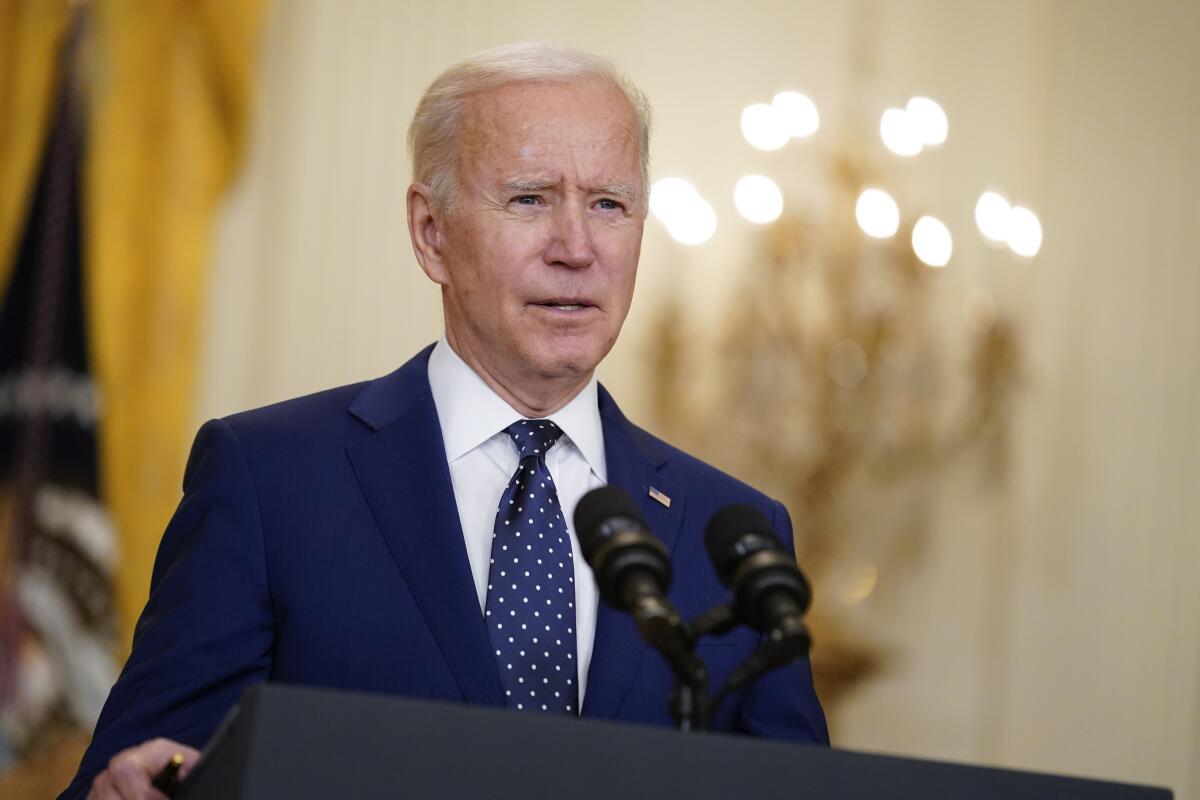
left=176, top=684, right=1171, bottom=799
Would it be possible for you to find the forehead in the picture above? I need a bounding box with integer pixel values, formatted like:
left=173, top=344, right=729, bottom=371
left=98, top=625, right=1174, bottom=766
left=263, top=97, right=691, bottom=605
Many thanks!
left=458, top=80, right=640, bottom=180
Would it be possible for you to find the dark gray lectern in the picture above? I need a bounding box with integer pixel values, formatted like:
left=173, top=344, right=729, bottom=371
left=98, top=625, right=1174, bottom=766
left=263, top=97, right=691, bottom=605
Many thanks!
left=176, top=684, right=1171, bottom=799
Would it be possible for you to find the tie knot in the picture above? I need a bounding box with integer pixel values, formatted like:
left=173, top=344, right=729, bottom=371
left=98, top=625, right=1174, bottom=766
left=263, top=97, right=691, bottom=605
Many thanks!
left=504, top=419, right=564, bottom=460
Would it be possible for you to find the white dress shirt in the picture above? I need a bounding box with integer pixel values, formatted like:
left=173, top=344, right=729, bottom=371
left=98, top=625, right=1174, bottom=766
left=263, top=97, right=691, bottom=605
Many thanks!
left=426, top=338, right=604, bottom=703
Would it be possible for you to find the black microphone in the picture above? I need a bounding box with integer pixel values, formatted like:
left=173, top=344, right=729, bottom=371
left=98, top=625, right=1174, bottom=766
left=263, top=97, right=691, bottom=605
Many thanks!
left=573, top=485, right=675, bottom=621
left=574, top=486, right=709, bottom=730
left=703, top=504, right=811, bottom=633
left=573, top=487, right=697, bottom=656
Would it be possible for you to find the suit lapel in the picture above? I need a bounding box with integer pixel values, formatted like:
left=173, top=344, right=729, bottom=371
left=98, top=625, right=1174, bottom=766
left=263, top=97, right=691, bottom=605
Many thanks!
left=345, top=347, right=505, bottom=707
left=344, top=354, right=683, bottom=718
left=581, top=387, right=685, bottom=720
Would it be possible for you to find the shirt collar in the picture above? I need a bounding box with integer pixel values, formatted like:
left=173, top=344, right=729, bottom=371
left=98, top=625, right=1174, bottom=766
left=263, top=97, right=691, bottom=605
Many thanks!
left=427, top=337, right=607, bottom=480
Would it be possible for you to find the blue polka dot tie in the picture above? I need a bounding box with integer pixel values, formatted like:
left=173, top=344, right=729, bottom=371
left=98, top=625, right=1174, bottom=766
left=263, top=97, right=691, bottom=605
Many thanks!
left=485, top=420, right=578, bottom=714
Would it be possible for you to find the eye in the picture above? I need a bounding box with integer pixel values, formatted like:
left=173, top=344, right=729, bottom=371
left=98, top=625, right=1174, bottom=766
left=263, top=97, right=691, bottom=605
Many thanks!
left=513, top=195, right=542, bottom=206
left=596, top=198, right=624, bottom=211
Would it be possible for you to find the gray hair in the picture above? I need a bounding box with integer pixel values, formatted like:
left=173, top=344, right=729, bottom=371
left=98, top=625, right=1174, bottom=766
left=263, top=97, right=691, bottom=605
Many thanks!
left=407, top=41, right=652, bottom=210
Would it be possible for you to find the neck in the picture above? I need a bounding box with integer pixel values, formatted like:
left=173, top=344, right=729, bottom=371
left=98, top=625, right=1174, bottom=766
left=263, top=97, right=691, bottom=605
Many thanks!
left=444, top=329, right=591, bottom=418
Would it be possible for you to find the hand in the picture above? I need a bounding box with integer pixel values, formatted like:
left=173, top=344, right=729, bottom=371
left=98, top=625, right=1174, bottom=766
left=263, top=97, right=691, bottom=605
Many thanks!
left=87, top=737, right=200, bottom=800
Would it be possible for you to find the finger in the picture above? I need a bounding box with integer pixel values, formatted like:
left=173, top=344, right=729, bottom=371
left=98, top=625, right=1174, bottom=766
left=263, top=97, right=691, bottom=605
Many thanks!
left=175, top=745, right=202, bottom=781
left=88, top=770, right=118, bottom=800
left=138, top=737, right=194, bottom=769
left=138, top=738, right=200, bottom=787
left=98, top=737, right=197, bottom=800
left=107, top=753, right=155, bottom=800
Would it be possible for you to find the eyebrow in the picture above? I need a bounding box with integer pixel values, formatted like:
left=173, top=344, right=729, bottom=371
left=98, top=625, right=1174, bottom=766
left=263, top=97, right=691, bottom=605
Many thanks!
left=502, top=178, right=557, bottom=194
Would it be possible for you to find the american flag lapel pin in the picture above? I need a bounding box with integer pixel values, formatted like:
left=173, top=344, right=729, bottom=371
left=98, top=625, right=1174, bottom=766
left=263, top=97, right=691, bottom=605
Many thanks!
left=648, top=486, right=671, bottom=508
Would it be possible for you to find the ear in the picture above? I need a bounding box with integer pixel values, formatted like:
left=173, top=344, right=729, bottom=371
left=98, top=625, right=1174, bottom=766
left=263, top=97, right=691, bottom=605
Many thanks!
left=407, top=182, right=450, bottom=285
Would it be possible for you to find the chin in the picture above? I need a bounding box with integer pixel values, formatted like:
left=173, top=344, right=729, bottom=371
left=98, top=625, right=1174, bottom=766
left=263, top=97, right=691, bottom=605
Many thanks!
left=528, top=337, right=606, bottom=379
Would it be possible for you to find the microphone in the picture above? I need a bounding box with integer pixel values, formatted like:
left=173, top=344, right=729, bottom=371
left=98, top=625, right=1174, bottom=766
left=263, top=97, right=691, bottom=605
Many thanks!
left=573, top=486, right=676, bottom=627
left=703, top=504, right=811, bottom=634
left=574, top=486, right=709, bottom=730
left=704, top=504, right=813, bottom=701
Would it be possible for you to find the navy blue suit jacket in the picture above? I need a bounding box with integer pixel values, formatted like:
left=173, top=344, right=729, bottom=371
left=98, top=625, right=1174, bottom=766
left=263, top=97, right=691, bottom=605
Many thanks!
left=63, top=346, right=827, bottom=797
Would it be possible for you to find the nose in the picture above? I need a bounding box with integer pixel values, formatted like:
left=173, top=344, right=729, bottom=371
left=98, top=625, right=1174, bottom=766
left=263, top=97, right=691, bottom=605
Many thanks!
left=544, top=200, right=595, bottom=269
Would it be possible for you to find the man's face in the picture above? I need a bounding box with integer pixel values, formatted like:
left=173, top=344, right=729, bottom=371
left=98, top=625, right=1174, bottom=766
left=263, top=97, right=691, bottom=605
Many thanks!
left=430, top=79, right=645, bottom=390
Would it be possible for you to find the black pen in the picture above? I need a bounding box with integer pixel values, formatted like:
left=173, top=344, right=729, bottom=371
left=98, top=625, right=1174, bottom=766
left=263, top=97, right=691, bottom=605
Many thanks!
left=151, top=752, right=184, bottom=797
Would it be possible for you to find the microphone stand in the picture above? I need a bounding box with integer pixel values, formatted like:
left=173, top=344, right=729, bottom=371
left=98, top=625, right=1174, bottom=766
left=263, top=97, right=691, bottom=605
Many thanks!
left=716, top=616, right=811, bottom=719
left=628, top=596, right=814, bottom=730
left=626, top=591, right=711, bottom=731
left=688, top=603, right=812, bottom=722
left=665, top=646, right=710, bottom=733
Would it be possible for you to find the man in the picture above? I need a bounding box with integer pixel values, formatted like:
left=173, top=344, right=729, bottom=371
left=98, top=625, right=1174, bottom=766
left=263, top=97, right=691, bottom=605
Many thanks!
left=66, top=42, right=828, bottom=799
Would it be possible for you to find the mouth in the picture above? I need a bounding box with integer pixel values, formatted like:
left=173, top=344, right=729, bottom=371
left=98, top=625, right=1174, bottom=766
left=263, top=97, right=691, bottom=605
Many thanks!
left=531, top=298, right=596, bottom=313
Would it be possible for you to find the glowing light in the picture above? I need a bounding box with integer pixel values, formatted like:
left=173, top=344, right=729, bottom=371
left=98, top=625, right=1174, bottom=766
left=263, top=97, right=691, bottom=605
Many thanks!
left=650, top=177, right=699, bottom=222
left=911, top=215, right=953, bottom=267
left=650, top=177, right=718, bottom=245
left=828, top=340, right=868, bottom=389
left=771, top=91, right=819, bottom=139
left=975, top=191, right=1011, bottom=244
left=1007, top=205, right=1043, bottom=257
left=906, top=96, right=948, bottom=146
left=733, top=175, right=784, bottom=224
left=880, top=107, right=922, bottom=157
left=664, top=199, right=717, bottom=245
left=741, top=102, right=789, bottom=151
left=855, top=188, right=900, bottom=239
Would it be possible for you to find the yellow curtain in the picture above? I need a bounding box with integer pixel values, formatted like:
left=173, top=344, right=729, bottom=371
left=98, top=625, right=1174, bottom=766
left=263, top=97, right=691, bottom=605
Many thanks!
left=0, top=0, right=66, bottom=294
left=84, top=0, right=268, bottom=648
left=0, top=0, right=268, bottom=650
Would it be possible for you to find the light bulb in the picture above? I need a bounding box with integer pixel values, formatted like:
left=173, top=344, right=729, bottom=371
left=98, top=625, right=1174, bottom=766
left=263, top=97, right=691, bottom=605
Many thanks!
left=856, top=188, right=900, bottom=239
left=734, top=175, right=784, bottom=224
left=741, top=102, right=789, bottom=151
left=771, top=91, right=819, bottom=139
left=912, top=215, right=953, bottom=267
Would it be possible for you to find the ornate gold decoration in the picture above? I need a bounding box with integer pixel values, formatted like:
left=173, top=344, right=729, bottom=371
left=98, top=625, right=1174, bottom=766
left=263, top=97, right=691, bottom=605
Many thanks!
left=645, top=149, right=1020, bottom=720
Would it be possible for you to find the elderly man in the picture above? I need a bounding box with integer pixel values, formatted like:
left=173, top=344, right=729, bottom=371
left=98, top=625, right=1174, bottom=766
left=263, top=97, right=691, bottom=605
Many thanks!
left=66, top=42, right=828, bottom=799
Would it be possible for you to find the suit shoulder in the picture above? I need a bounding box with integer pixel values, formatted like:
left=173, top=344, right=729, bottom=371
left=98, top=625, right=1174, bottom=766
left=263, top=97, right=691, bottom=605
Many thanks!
left=180, top=381, right=380, bottom=497
left=216, top=381, right=372, bottom=445
left=627, top=421, right=781, bottom=511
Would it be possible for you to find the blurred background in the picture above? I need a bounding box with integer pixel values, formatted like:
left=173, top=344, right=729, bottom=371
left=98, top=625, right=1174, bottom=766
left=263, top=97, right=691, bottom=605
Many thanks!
left=1, top=0, right=1197, bottom=796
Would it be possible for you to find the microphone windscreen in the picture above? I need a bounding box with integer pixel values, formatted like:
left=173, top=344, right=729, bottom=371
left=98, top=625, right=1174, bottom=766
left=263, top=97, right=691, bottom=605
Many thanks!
left=573, top=485, right=646, bottom=562
left=704, top=503, right=776, bottom=585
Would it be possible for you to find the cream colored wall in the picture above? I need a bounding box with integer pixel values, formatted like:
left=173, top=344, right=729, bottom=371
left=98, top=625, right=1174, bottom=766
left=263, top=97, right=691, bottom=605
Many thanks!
left=196, top=1, right=1200, bottom=795
left=812, top=4, right=1200, bottom=798
left=1003, top=1, right=1200, bottom=788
